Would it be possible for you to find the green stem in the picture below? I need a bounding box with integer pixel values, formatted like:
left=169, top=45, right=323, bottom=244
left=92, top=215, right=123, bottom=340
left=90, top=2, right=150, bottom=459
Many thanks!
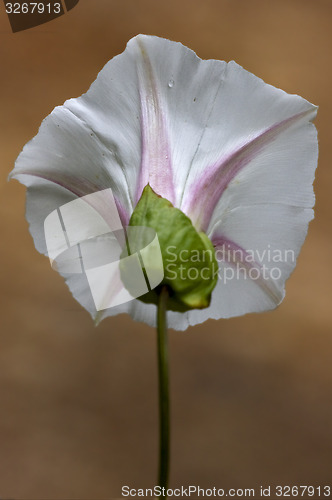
left=157, top=285, right=170, bottom=498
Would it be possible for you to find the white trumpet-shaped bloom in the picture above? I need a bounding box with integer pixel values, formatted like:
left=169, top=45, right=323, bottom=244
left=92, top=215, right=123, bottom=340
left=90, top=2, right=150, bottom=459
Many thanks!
left=10, top=34, right=318, bottom=330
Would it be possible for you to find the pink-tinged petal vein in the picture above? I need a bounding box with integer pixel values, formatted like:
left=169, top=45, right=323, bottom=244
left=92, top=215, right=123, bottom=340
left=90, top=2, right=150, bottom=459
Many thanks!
left=135, top=36, right=175, bottom=205
left=212, top=234, right=283, bottom=305
left=182, top=108, right=316, bottom=232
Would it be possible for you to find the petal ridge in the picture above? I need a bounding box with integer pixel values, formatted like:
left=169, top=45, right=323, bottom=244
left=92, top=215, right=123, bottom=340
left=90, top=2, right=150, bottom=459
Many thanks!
left=211, top=234, right=284, bottom=305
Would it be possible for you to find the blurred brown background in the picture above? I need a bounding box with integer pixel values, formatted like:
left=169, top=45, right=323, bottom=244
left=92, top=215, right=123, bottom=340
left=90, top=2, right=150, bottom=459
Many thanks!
left=0, top=0, right=331, bottom=498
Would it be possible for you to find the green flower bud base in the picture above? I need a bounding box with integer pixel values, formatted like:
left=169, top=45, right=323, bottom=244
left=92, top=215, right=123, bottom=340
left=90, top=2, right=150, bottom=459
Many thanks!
left=127, top=184, right=218, bottom=312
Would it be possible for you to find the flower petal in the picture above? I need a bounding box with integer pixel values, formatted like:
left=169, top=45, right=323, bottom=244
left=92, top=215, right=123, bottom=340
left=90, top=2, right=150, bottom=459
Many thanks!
left=183, top=107, right=317, bottom=232
left=122, top=36, right=228, bottom=207
left=133, top=36, right=175, bottom=204
left=9, top=34, right=180, bottom=251
left=175, top=58, right=318, bottom=228
left=10, top=104, right=133, bottom=223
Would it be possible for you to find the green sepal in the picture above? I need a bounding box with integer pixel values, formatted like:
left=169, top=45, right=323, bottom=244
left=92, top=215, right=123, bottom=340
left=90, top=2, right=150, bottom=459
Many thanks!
left=123, top=185, right=218, bottom=313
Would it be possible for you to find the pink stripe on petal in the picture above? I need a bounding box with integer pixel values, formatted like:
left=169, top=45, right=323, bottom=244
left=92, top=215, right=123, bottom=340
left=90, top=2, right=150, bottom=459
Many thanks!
left=212, top=234, right=283, bottom=304
left=182, top=108, right=316, bottom=231
left=135, top=37, right=175, bottom=205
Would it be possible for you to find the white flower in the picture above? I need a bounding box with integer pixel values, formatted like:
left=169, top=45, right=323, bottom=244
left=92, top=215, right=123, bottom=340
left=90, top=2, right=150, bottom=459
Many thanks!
left=9, top=34, right=318, bottom=330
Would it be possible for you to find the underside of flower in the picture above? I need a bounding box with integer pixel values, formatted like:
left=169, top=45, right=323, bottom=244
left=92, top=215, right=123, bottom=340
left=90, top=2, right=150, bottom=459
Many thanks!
left=9, top=34, right=318, bottom=330
left=123, top=185, right=218, bottom=312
